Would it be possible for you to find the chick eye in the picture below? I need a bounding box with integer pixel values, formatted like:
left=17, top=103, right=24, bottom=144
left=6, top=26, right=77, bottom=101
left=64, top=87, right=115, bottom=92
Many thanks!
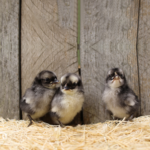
left=120, top=75, right=124, bottom=79
left=45, top=78, right=50, bottom=82
left=54, top=77, right=57, bottom=81
left=73, top=83, right=78, bottom=88
left=69, top=83, right=76, bottom=89
left=109, top=75, right=114, bottom=80
left=118, top=74, right=123, bottom=78
left=73, top=82, right=77, bottom=85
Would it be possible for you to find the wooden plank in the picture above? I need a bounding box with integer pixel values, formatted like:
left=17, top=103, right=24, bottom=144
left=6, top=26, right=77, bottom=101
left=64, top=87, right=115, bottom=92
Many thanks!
left=80, top=0, right=140, bottom=123
left=21, top=0, right=78, bottom=120
left=138, top=0, right=150, bottom=115
left=0, top=0, right=20, bottom=119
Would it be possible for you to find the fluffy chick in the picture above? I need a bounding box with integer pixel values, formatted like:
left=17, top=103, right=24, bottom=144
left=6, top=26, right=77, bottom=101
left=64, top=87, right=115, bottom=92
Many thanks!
left=102, top=68, right=140, bottom=120
left=20, top=70, right=59, bottom=126
left=50, top=73, right=84, bottom=127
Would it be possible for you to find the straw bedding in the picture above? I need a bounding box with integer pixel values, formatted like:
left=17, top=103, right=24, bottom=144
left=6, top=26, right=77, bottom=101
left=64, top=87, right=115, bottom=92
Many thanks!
left=0, top=116, right=150, bottom=150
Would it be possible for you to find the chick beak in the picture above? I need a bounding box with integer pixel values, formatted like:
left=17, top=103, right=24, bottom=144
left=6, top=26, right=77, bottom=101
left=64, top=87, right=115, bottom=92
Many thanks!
left=64, top=84, right=69, bottom=90
left=53, top=79, right=59, bottom=84
left=114, top=72, right=119, bottom=80
left=115, top=75, right=119, bottom=79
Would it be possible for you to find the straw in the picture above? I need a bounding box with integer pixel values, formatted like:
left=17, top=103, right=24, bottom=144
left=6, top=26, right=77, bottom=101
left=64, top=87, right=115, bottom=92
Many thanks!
left=0, top=116, right=150, bottom=150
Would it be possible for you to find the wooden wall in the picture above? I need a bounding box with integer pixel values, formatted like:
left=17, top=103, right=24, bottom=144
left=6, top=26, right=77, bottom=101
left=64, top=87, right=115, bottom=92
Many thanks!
left=0, top=0, right=20, bottom=119
left=80, top=0, right=140, bottom=123
left=21, top=0, right=78, bottom=95
left=1, top=0, right=150, bottom=124
left=138, top=0, right=150, bottom=116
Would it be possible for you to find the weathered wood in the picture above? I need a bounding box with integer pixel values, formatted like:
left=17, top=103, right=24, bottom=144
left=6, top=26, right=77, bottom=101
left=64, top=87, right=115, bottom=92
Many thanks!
left=21, top=0, right=78, bottom=120
left=138, top=0, right=150, bottom=115
left=0, top=0, right=20, bottom=119
left=80, top=0, right=140, bottom=123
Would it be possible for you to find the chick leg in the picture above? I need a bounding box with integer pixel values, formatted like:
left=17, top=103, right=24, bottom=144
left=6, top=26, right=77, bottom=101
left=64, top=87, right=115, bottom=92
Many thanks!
left=27, top=114, right=33, bottom=127
left=58, top=120, right=65, bottom=128
left=106, top=109, right=114, bottom=120
left=126, top=112, right=137, bottom=121
left=112, top=116, right=119, bottom=120
left=50, top=112, right=64, bottom=127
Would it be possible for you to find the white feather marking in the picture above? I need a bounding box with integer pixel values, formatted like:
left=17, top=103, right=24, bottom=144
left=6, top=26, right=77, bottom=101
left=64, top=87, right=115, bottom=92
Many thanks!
left=25, top=98, right=31, bottom=104
left=61, top=89, right=77, bottom=94
left=110, top=80, right=122, bottom=88
left=61, top=75, right=66, bottom=83
left=51, top=106, right=59, bottom=112
left=119, top=68, right=124, bottom=75
left=69, top=75, right=78, bottom=83
left=128, top=100, right=135, bottom=106
left=108, top=70, right=112, bottom=75
left=125, top=94, right=136, bottom=106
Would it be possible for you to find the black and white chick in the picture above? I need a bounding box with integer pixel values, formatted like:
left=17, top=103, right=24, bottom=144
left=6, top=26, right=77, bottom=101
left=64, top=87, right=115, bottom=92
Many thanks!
left=102, top=68, right=140, bottom=120
left=50, top=73, right=84, bottom=127
left=20, top=70, right=59, bottom=126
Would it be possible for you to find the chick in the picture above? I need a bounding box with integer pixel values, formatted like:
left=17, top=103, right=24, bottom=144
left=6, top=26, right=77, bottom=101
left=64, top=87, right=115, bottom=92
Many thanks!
left=102, top=68, right=140, bottom=120
left=50, top=73, right=84, bottom=127
left=20, top=70, right=59, bottom=126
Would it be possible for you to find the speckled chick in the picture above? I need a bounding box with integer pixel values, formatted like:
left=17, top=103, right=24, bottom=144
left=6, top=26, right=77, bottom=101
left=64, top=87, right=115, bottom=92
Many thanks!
left=20, top=70, right=59, bottom=126
left=50, top=73, right=84, bottom=127
left=102, top=68, right=140, bottom=120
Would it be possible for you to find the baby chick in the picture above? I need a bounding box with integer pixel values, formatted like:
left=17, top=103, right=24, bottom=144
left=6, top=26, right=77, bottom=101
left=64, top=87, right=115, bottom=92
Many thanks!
left=20, top=70, right=59, bottom=126
left=50, top=73, right=84, bottom=127
left=102, top=68, right=140, bottom=120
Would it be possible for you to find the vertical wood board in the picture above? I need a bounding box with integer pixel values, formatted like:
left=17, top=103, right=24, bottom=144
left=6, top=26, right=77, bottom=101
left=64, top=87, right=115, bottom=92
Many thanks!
left=0, top=0, right=20, bottom=119
left=138, top=0, right=150, bottom=115
left=21, top=0, right=78, bottom=95
left=80, top=0, right=140, bottom=123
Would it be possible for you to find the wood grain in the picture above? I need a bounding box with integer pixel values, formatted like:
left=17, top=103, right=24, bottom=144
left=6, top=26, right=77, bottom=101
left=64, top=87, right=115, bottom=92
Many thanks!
left=21, top=0, right=78, bottom=94
left=138, top=0, right=150, bottom=115
left=80, top=0, right=140, bottom=123
left=0, top=0, right=20, bottom=119
left=21, top=0, right=78, bottom=119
